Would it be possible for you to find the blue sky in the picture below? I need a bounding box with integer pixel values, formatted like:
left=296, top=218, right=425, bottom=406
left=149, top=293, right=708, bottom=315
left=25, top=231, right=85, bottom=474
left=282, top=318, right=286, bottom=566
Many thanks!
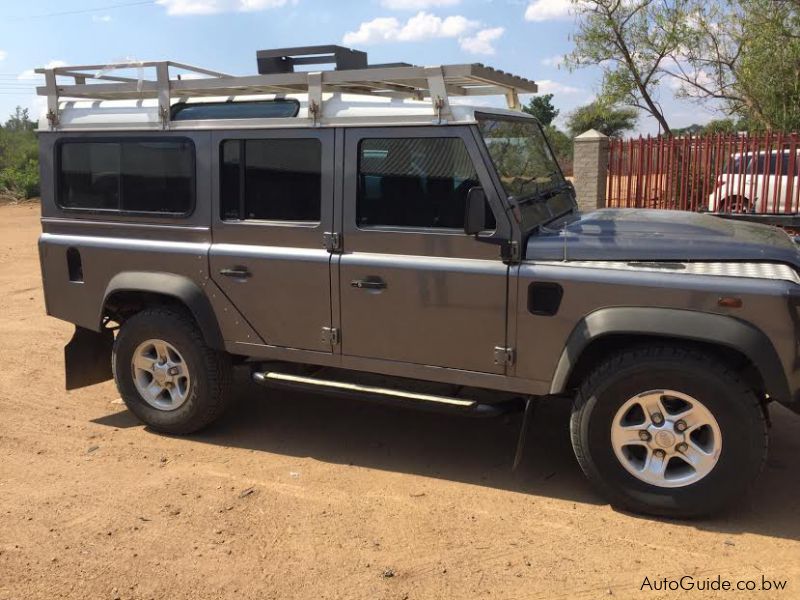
left=0, top=0, right=721, bottom=134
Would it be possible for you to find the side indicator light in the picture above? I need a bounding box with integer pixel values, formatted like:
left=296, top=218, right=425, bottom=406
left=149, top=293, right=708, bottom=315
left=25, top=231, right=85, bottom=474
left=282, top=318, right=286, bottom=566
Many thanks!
left=718, top=297, right=743, bottom=308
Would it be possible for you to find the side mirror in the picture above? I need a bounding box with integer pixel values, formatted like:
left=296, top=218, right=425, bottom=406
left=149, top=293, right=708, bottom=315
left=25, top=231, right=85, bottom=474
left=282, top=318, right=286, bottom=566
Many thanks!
left=464, top=186, right=487, bottom=236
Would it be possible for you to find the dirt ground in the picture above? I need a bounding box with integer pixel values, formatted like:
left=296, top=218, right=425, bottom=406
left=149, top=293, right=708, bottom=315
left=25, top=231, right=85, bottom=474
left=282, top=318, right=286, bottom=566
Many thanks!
left=1, top=202, right=799, bottom=600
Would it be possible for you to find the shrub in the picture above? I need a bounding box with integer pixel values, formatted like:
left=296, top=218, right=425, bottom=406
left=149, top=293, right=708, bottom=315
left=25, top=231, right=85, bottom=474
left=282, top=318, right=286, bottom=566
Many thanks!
left=0, top=159, right=40, bottom=199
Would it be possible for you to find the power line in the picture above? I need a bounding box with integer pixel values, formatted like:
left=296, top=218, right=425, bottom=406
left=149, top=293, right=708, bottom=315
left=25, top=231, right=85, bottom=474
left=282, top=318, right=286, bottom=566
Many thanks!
left=3, top=0, right=156, bottom=21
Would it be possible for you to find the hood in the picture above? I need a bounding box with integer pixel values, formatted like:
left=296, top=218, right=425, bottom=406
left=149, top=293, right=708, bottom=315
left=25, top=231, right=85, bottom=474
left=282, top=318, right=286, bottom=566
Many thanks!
left=526, top=209, right=800, bottom=265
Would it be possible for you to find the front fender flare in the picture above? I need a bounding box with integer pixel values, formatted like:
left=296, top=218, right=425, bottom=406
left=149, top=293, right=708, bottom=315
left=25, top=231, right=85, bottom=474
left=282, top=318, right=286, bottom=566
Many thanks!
left=101, top=271, right=224, bottom=350
left=549, top=307, right=789, bottom=402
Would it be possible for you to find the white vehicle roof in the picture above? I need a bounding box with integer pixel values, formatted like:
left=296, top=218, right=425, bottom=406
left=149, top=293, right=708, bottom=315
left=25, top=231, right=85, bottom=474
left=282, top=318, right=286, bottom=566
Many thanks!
left=46, top=93, right=533, bottom=131
left=36, top=45, right=539, bottom=131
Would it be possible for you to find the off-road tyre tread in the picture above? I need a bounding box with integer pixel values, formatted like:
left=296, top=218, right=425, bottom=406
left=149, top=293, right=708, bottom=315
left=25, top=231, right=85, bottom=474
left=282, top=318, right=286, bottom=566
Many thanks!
left=570, top=344, right=768, bottom=518
left=112, top=307, right=233, bottom=435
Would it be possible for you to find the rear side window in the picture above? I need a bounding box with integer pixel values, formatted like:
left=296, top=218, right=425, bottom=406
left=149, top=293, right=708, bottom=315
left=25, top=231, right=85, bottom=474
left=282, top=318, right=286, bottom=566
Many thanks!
left=58, top=139, right=194, bottom=214
left=356, top=137, right=491, bottom=229
left=755, top=151, right=799, bottom=176
left=220, top=138, right=322, bottom=222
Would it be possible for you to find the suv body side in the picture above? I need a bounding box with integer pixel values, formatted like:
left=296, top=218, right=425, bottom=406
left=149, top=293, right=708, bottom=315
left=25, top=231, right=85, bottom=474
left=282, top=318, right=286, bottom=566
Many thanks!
left=38, top=123, right=800, bottom=414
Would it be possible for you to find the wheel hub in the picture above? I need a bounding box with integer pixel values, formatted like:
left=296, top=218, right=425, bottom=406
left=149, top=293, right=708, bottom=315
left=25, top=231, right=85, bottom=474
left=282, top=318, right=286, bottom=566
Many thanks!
left=610, top=390, right=722, bottom=488
left=131, top=339, right=191, bottom=411
left=653, top=427, right=678, bottom=450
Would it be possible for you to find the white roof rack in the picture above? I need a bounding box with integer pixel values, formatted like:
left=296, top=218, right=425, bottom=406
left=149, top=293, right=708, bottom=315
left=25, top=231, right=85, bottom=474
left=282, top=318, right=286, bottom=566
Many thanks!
left=36, top=45, right=538, bottom=130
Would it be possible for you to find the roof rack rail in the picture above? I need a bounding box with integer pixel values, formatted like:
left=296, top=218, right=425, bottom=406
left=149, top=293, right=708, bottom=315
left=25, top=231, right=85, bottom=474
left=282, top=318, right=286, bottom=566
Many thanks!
left=36, top=45, right=537, bottom=130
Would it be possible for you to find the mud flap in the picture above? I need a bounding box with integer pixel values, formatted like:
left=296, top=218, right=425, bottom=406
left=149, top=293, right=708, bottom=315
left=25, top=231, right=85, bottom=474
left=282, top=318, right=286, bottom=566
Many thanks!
left=512, top=396, right=536, bottom=470
left=64, top=326, right=114, bottom=390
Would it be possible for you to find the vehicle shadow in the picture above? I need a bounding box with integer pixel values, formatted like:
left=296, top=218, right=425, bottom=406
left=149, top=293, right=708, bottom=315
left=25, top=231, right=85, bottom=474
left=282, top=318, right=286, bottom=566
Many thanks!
left=93, top=370, right=800, bottom=541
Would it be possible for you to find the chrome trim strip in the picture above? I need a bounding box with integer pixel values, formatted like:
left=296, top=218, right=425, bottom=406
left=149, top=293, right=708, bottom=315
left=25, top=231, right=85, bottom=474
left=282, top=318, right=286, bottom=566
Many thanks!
left=39, top=232, right=210, bottom=252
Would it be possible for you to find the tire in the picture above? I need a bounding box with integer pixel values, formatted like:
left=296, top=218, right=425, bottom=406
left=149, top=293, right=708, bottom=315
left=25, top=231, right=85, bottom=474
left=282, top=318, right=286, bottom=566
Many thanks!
left=570, top=345, right=768, bottom=518
left=112, top=307, right=233, bottom=435
left=721, top=195, right=750, bottom=213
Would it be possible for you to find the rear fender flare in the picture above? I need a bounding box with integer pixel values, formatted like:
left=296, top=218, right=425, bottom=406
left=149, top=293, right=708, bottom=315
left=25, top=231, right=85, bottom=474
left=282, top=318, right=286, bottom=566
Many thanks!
left=101, top=272, right=224, bottom=350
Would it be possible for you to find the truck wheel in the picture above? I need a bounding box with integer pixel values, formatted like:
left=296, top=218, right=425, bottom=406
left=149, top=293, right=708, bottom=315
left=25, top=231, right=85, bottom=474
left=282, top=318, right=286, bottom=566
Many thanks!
left=112, top=307, right=233, bottom=435
left=570, top=345, right=767, bottom=518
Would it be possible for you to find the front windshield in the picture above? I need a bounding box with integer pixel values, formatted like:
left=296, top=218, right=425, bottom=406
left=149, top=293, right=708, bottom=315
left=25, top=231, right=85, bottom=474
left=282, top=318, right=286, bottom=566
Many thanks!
left=477, top=114, right=575, bottom=228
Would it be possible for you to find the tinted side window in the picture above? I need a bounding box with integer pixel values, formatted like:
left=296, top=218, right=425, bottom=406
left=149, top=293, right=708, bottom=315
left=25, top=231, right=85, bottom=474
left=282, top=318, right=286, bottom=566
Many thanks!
left=357, top=137, right=491, bottom=229
left=58, top=140, right=194, bottom=214
left=220, top=139, right=321, bottom=222
left=755, top=152, right=795, bottom=176
left=121, top=141, right=194, bottom=213
left=59, top=143, right=120, bottom=210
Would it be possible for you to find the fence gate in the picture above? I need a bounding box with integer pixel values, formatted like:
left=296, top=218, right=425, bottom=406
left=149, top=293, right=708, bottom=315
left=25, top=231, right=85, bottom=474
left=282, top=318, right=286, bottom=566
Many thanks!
left=607, top=133, right=800, bottom=215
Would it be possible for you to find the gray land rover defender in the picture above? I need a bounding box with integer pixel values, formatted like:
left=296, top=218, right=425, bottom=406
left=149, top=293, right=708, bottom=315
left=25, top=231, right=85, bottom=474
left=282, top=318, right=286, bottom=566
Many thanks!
left=37, top=47, right=800, bottom=517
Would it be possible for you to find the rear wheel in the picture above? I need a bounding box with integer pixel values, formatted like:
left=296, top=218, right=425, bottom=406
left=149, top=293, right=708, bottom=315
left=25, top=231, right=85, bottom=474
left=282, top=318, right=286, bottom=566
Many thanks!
left=112, top=307, right=233, bottom=434
left=570, top=345, right=767, bottom=518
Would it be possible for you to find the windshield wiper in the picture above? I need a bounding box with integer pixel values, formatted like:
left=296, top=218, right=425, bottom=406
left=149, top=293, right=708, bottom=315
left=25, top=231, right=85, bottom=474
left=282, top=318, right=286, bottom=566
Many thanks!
left=514, top=179, right=570, bottom=205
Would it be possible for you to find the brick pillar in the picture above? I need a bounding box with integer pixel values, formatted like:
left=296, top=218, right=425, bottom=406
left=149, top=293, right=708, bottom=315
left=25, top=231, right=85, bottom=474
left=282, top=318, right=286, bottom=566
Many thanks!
left=573, top=129, right=610, bottom=213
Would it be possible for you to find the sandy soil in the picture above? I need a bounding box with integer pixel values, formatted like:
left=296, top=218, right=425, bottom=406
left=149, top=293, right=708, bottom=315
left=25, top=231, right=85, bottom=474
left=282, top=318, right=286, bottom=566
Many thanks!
left=1, top=202, right=799, bottom=600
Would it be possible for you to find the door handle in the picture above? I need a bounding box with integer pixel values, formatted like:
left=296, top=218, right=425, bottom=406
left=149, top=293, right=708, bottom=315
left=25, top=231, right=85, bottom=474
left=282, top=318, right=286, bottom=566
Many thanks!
left=219, top=266, right=252, bottom=279
left=351, top=277, right=386, bottom=290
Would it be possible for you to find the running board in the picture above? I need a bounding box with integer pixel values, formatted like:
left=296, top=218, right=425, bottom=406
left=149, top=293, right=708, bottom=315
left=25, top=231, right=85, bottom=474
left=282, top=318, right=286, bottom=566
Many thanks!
left=252, top=370, right=521, bottom=417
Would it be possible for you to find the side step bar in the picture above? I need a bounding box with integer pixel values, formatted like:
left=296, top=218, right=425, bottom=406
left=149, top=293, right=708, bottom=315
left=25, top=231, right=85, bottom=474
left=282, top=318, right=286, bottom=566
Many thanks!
left=252, top=370, right=522, bottom=417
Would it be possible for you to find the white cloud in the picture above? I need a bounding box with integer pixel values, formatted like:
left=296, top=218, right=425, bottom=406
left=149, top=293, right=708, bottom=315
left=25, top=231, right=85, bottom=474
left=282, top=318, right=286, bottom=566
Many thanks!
left=0, top=50, right=7, bottom=62
left=537, top=79, right=581, bottom=94
left=92, top=14, right=113, bottom=22
left=524, top=0, right=574, bottom=22
left=459, top=27, right=504, bottom=55
left=344, top=17, right=400, bottom=45
left=18, top=60, right=68, bottom=81
left=156, top=0, right=293, bottom=16
left=540, top=54, right=563, bottom=67
left=381, top=0, right=460, bottom=9
left=343, top=11, right=479, bottom=45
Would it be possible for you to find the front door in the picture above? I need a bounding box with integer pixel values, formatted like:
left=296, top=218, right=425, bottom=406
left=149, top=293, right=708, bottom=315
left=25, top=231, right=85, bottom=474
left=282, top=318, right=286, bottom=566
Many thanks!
left=210, top=129, right=334, bottom=352
left=338, top=127, right=510, bottom=374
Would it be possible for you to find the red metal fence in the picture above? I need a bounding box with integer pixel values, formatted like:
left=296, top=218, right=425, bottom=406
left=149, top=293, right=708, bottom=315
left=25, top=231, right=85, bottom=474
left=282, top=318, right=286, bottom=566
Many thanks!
left=607, top=132, right=800, bottom=214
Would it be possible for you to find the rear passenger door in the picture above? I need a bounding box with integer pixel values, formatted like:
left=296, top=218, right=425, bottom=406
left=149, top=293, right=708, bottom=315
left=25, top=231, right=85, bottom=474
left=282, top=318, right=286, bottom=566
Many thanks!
left=210, top=129, right=334, bottom=352
left=337, top=127, right=510, bottom=374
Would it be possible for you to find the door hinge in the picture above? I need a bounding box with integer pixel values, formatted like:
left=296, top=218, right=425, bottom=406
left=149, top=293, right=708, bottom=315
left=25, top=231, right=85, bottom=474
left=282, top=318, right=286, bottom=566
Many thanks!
left=502, top=240, right=521, bottom=263
left=321, top=326, right=340, bottom=345
left=323, top=232, right=342, bottom=253
left=493, top=346, right=515, bottom=366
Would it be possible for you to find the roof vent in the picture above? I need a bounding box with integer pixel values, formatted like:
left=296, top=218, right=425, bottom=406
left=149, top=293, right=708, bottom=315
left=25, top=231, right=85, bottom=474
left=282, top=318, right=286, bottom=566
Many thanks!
left=256, top=45, right=368, bottom=74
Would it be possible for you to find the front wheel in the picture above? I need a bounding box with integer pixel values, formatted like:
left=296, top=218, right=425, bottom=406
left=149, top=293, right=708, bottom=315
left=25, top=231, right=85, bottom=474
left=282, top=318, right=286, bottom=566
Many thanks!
left=112, top=307, right=233, bottom=434
left=570, top=345, right=768, bottom=518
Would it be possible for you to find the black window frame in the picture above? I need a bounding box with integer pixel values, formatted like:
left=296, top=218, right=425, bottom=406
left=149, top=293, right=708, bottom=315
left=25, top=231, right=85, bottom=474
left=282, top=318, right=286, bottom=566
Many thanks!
left=55, top=136, right=197, bottom=218
left=354, top=135, right=490, bottom=232
left=219, top=137, right=323, bottom=224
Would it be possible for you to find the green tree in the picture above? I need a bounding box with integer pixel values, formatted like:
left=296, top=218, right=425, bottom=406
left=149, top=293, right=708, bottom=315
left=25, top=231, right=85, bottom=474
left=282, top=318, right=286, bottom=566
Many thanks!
left=4, top=107, right=36, bottom=132
left=522, top=93, right=560, bottom=126
left=0, top=107, right=39, bottom=199
left=667, top=0, right=800, bottom=131
left=566, top=0, right=800, bottom=133
left=565, top=0, right=689, bottom=135
left=566, top=101, right=638, bottom=138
